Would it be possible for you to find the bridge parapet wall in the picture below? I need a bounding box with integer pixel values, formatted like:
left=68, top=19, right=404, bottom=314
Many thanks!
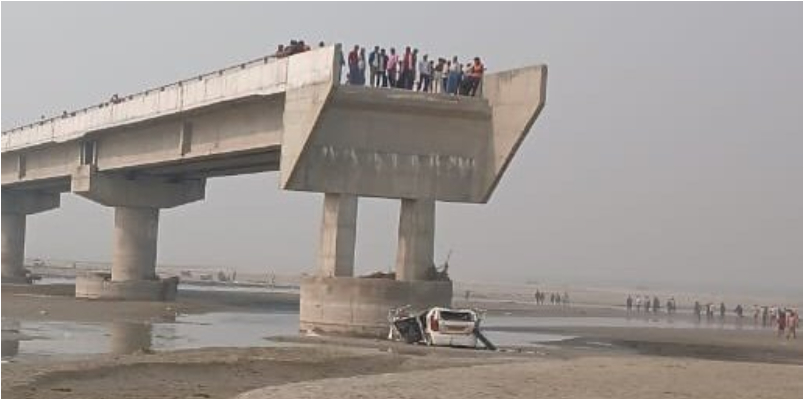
left=2, top=47, right=341, bottom=153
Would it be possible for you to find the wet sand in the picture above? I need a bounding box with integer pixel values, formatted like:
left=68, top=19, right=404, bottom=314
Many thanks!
left=240, top=356, right=802, bottom=399
left=2, top=282, right=802, bottom=398
left=2, top=346, right=502, bottom=398
left=2, top=284, right=298, bottom=324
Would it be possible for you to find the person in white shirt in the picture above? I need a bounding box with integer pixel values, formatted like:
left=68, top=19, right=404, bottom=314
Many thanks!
left=416, top=54, right=432, bottom=92
left=446, top=56, right=462, bottom=95
left=386, top=48, right=399, bottom=88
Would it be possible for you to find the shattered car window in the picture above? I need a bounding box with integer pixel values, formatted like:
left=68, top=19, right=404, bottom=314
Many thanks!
left=440, top=311, right=475, bottom=322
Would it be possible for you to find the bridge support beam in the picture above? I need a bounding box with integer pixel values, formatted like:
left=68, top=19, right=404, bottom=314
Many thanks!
left=318, top=193, right=358, bottom=277
left=2, top=190, right=60, bottom=284
left=72, top=166, right=203, bottom=301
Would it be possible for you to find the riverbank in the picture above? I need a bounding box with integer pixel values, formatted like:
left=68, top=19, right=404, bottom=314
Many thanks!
left=2, top=282, right=801, bottom=398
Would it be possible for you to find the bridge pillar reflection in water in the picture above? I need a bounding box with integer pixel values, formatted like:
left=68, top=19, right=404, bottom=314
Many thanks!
left=109, top=322, right=153, bottom=355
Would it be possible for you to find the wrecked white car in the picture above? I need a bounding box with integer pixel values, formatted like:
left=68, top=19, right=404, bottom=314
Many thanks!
left=388, top=306, right=496, bottom=350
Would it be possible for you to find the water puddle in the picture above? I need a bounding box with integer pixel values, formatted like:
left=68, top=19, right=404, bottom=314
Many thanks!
left=483, top=315, right=764, bottom=331
left=36, top=276, right=299, bottom=295
left=2, top=312, right=302, bottom=363
left=482, top=330, right=574, bottom=347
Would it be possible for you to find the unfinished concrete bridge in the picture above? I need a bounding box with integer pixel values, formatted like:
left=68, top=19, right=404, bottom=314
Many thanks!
left=1, top=45, right=547, bottom=336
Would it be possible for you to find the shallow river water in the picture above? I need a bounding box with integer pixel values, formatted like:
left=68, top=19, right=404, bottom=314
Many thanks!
left=2, top=282, right=765, bottom=362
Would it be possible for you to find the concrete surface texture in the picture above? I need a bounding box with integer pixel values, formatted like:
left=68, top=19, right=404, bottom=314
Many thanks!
left=75, top=272, right=179, bottom=301
left=112, top=207, right=159, bottom=282
left=299, top=276, right=453, bottom=337
left=1, top=45, right=546, bottom=327
left=1, top=212, right=26, bottom=280
left=317, top=193, right=358, bottom=278
left=395, top=199, right=436, bottom=281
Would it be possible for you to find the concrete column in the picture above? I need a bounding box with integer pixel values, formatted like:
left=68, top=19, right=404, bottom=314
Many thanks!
left=395, top=199, right=435, bottom=281
left=112, top=207, right=159, bottom=282
left=1, top=213, right=27, bottom=281
left=317, top=193, right=358, bottom=277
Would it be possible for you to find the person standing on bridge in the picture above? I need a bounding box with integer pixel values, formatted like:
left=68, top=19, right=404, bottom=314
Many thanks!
left=369, top=46, right=381, bottom=87
left=348, top=45, right=360, bottom=85
left=409, top=49, right=419, bottom=90
left=387, top=48, right=399, bottom=88
left=357, top=47, right=367, bottom=86
left=417, top=54, right=432, bottom=92
left=432, top=58, right=444, bottom=94
left=467, top=57, right=486, bottom=97
left=446, top=56, right=462, bottom=95
left=401, top=47, right=413, bottom=89
left=378, top=48, right=388, bottom=87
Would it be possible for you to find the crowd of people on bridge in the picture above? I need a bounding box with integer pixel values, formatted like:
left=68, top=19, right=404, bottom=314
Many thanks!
left=343, top=45, right=486, bottom=97
left=273, top=39, right=316, bottom=58
left=272, top=40, right=486, bottom=97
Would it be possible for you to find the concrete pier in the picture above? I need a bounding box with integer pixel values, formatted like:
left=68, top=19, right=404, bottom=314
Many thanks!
left=72, top=166, right=204, bottom=300
left=300, top=197, right=450, bottom=337
left=395, top=199, right=436, bottom=281
left=1, top=213, right=27, bottom=282
left=317, top=193, right=358, bottom=277
left=1, top=190, right=60, bottom=284
left=113, top=207, right=159, bottom=282
left=300, top=276, right=452, bottom=337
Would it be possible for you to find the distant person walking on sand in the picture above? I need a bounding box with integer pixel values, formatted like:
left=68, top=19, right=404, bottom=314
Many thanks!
left=643, top=296, right=651, bottom=313
left=626, top=295, right=633, bottom=312
left=652, top=296, right=660, bottom=314
left=635, top=296, right=642, bottom=313
left=719, top=302, right=726, bottom=320
left=762, top=306, right=769, bottom=327
left=770, top=305, right=779, bottom=327
left=734, top=304, right=743, bottom=318
left=787, top=310, right=798, bottom=339
left=694, top=301, right=702, bottom=321
left=777, top=309, right=787, bottom=337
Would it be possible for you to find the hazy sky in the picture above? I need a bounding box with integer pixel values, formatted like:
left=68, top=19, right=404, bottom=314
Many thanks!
left=2, top=2, right=801, bottom=296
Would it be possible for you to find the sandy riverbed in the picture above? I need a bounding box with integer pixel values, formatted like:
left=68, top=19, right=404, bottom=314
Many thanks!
left=2, top=282, right=801, bottom=398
